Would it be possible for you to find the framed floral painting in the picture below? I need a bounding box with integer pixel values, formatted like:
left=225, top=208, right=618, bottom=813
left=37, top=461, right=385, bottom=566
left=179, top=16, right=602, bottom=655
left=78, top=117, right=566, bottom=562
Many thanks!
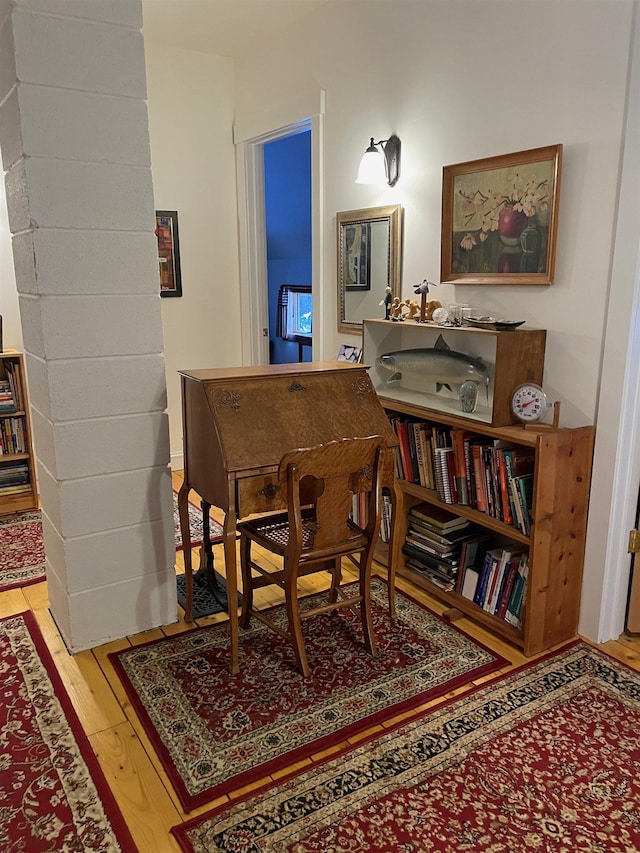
left=441, top=144, right=562, bottom=285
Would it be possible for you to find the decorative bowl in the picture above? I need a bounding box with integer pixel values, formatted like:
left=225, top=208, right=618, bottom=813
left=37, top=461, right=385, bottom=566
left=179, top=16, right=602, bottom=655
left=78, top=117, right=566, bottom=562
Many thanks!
left=465, top=317, right=526, bottom=331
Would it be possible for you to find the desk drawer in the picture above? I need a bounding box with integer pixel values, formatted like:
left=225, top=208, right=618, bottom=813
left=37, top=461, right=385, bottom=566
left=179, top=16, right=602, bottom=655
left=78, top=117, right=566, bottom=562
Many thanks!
left=237, top=475, right=287, bottom=516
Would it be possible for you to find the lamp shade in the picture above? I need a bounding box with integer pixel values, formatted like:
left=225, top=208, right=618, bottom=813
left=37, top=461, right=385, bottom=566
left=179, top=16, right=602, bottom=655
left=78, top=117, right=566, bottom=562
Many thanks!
left=356, top=144, right=386, bottom=184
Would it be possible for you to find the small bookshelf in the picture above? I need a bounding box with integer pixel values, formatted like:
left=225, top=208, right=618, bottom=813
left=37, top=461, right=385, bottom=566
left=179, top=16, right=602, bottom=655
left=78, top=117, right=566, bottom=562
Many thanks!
left=362, top=320, right=595, bottom=657
left=0, top=351, right=38, bottom=515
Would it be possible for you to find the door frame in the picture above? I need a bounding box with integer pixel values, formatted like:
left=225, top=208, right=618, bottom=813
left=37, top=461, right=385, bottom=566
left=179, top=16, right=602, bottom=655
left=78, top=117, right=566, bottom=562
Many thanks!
left=235, top=108, right=324, bottom=366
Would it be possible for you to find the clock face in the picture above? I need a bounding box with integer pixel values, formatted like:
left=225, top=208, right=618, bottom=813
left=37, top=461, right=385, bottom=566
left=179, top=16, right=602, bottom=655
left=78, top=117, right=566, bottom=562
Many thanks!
left=511, top=383, right=549, bottom=423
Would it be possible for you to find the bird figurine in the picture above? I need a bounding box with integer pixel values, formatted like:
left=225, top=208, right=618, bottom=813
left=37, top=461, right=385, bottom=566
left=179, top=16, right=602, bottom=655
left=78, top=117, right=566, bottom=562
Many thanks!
left=412, top=279, right=438, bottom=322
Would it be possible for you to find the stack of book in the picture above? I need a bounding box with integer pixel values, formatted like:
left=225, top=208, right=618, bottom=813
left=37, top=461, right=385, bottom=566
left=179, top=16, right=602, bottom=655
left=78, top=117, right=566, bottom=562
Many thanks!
left=0, top=378, right=17, bottom=414
left=401, top=503, right=475, bottom=592
left=0, top=461, right=31, bottom=496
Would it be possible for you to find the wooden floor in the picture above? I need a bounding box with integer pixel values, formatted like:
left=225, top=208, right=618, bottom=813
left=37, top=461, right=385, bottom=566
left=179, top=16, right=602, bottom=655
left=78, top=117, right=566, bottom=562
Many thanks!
left=2, top=470, right=640, bottom=852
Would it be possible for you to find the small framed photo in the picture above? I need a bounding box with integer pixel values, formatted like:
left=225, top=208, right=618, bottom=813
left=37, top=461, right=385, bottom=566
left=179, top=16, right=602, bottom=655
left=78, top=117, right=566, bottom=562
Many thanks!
left=337, top=344, right=363, bottom=363
left=155, top=210, right=183, bottom=297
left=341, top=221, right=371, bottom=292
left=441, top=144, right=562, bottom=285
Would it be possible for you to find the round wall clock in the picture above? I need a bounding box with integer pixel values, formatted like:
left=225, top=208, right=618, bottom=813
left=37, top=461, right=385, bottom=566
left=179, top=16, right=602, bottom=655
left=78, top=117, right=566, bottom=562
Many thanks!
left=511, top=382, right=550, bottom=423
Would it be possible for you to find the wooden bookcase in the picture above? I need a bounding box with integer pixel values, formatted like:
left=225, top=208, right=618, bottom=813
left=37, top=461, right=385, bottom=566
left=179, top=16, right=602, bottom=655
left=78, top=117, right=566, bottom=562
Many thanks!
left=362, top=321, right=595, bottom=657
left=0, top=350, right=38, bottom=516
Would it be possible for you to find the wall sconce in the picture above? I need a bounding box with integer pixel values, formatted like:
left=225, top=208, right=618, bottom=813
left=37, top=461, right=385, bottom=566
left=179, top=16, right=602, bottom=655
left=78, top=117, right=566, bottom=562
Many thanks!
left=355, top=135, right=401, bottom=187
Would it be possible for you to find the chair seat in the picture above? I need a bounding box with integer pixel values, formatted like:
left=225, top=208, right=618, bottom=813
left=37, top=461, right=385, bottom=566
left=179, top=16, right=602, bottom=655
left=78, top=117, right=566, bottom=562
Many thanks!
left=239, top=509, right=367, bottom=558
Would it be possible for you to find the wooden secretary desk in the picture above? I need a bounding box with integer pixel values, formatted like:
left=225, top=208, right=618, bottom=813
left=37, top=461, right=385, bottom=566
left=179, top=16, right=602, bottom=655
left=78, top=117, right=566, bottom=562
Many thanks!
left=178, top=361, right=398, bottom=674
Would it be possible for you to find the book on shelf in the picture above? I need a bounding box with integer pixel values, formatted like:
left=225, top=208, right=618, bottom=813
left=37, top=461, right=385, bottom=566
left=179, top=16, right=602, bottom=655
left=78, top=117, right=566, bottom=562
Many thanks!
left=380, top=491, right=392, bottom=543
left=406, top=530, right=458, bottom=558
left=450, top=428, right=471, bottom=506
left=406, top=421, right=421, bottom=484
left=513, top=473, right=534, bottom=536
left=408, top=519, right=475, bottom=549
left=402, top=542, right=459, bottom=579
left=409, top=503, right=469, bottom=533
left=470, top=442, right=487, bottom=512
left=455, top=534, right=490, bottom=591
left=412, top=422, right=426, bottom=487
left=485, top=544, right=523, bottom=614
left=504, top=556, right=529, bottom=628
left=417, top=424, right=435, bottom=489
left=495, top=448, right=513, bottom=525
left=496, top=556, right=523, bottom=620
left=394, top=418, right=414, bottom=483
left=473, top=548, right=501, bottom=607
left=503, top=448, right=535, bottom=532
left=460, top=566, right=480, bottom=600
left=406, top=559, right=456, bottom=591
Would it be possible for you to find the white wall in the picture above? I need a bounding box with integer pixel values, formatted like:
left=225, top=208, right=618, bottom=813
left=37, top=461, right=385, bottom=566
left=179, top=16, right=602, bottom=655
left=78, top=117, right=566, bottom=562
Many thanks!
left=234, top=0, right=632, bottom=430
left=145, top=43, right=242, bottom=466
left=232, top=0, right=637, bottom=643
left=0, top=155, right=22, bottom=351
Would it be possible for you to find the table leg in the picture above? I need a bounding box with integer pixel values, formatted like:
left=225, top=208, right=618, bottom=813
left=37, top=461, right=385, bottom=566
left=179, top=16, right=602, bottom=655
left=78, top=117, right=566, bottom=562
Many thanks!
left=177, top=482, right=194, bottom=623
left=223, top=509, right=239, bottom=675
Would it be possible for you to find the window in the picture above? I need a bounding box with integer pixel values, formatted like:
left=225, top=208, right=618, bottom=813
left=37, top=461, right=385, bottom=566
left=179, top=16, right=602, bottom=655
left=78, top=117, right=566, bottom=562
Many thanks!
left=277, top=285, right=312, bottom=344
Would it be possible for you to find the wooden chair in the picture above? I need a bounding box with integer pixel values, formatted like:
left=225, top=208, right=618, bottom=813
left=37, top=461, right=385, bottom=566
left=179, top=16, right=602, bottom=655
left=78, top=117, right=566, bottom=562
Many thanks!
left=238, top=435, right=386, bottom=678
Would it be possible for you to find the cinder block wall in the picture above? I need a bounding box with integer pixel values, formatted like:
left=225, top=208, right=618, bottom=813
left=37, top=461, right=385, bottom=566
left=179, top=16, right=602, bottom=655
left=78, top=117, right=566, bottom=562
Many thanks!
left=0, top=0, right=176, bottom=650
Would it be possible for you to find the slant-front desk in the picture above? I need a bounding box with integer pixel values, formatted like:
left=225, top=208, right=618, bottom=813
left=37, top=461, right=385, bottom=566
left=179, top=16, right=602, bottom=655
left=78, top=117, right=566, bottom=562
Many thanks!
left=177, top=361, right=398, bottom=674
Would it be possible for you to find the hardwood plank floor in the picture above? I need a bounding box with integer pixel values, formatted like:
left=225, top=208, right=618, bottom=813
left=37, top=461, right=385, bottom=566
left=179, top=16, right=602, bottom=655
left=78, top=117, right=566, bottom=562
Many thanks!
left=2, top=472, right=638, bottom=853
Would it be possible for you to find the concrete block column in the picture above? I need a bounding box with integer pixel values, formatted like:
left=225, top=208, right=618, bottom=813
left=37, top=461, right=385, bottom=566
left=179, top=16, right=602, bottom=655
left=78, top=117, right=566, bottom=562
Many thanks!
left=0, top=0, right=176, bottom=650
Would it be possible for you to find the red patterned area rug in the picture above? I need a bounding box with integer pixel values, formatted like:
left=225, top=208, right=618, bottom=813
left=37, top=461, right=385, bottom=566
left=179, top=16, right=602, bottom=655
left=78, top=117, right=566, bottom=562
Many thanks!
left=110, top=578, right=507, bottom=810
left=172, top=641, right=640, bottom=853
left=0, top=610, right=137, bottom=852
left=0, top=510, right=45, bottom=592
left=173, top=490, right=224, bottom=551
left=0, top=493, right=220, bottom=592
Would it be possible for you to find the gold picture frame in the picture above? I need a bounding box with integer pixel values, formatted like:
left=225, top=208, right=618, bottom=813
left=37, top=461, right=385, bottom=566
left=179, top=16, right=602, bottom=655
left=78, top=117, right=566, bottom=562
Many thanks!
left=441, top=144, right=562, bottom=285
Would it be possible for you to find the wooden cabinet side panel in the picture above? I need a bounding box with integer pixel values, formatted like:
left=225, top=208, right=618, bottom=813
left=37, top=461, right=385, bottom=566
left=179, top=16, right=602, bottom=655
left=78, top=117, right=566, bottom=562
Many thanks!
left=492, top=330, right=546, bottom=426
left=525, top=427, right=595, bottom=654
left=181, top=377, right=229, bottom=510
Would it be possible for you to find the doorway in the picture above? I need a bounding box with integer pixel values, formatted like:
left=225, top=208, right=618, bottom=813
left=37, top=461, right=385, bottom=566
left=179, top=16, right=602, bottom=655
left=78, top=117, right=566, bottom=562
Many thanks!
left=264, top=130, right=312, bottom=364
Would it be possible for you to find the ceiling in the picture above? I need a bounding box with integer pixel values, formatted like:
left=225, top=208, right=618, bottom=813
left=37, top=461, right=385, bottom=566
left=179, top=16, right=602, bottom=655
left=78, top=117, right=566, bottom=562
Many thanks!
left=141, top=0, right=329, bottom=59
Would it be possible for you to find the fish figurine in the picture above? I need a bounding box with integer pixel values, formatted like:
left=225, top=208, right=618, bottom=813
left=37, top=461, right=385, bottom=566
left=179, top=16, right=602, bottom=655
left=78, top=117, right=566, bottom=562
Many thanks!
left=376, top=335, right=490, bottom=399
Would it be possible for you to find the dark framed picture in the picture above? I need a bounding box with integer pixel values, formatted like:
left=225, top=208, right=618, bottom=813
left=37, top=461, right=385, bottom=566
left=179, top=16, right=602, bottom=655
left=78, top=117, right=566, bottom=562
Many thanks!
left=342, top=221, right=371, bottom=291
left=155, top=210, right=183, bottom=297
left=441, top=144, right=562, bottom=285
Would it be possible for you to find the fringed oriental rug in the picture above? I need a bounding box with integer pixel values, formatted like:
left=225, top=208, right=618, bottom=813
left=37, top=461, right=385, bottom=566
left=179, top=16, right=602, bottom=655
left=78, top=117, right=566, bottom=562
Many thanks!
left=172, top=641, right=640, bottom=853
left=110, top=578, right=507, bottom=810
left=173, top=490, right=223, bottom=550
left=0, top=510, right=45, bottom=592
left=0, top=492, right=221, bottom=592
left=0, top=611, right=137, bottom=852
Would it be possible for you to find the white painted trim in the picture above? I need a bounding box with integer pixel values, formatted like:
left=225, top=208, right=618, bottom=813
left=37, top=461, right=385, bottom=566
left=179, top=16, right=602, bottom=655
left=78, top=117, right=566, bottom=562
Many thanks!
left=236, top=140, right=269, bottom=365
left=310, top=109, right=324, bottom=361
left=589, top=2, right=640, bottom=642
left=234, top=91, right=325, bottom=367
left=598, top=254, right=640, bottom=640
left=233, top=90, right=324, bottom=145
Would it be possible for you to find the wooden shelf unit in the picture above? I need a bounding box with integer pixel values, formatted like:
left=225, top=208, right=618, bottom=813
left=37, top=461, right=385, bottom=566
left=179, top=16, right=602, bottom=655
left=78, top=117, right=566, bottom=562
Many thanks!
left=0, top=350, right=38, bottom=516
left=363, top=318, right=546, bottom=427
left=390, top=410, right=594, bottom=655
left=362, top=321, right=595, bottom=657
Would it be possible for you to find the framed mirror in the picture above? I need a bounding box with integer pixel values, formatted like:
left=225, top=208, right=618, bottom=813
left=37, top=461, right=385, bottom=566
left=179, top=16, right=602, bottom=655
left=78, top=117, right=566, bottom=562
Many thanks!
left=337, top=204, right=403, bottom=335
